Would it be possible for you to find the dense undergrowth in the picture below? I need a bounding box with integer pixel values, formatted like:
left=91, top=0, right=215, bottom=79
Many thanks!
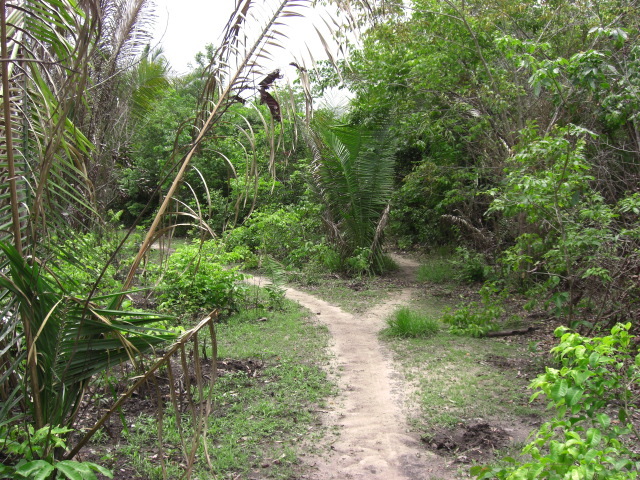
left=3, top=0, right=640, bottom=479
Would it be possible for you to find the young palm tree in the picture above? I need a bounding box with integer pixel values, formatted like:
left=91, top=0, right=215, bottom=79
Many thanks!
left=305, top=115, right=396, bottom=273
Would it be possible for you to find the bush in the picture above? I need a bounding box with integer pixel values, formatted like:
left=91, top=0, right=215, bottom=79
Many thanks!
left=222, top=203, right=324, bottom=269
left=384, top=307, right=440, bottom=338
left=451, top=247, right=492, bottom=283
left=473, top=323, right=640, bottom=479
left=157, top=240, right=246, bottom=315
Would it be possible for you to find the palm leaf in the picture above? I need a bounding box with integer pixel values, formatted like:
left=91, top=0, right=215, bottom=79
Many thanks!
left=0, top=240, right=177, bottom=427
left=306, top=116, right=396, bottom=271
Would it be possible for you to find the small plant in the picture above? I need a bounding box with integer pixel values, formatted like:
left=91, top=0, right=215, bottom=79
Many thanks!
left=441, top=284, right=503, bottom=337
left=346, top=247, right=374, bottom=276
left=0, top=425, right=113, bottom=479
left=472, top=323, right=640, bottom=479
left=384, top=307, right=440, bottom=338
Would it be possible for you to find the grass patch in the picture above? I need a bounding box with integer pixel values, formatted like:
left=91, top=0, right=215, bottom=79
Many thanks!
left=115, top=298, right=334, bottom=479
left=388, top=331, right=543, bottom=431
left=417, top=259, right=457, bottom=284
left=382, top=307, right=440, bottom=338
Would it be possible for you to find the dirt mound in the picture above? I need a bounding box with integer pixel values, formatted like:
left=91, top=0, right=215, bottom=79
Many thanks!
left=422, top=422, right=511, bottom=463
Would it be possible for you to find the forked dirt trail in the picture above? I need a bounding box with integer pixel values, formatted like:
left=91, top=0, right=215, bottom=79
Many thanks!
left=252, top=255, right=454, bottom=479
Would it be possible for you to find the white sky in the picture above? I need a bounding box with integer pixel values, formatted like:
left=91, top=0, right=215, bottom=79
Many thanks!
left=150, top=0, right=347, bottom=78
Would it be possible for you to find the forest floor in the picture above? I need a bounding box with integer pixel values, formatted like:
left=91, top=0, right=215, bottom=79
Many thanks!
left=82, top=250, right=559, bottom=479
left=249, top=253, right=552, bottom=480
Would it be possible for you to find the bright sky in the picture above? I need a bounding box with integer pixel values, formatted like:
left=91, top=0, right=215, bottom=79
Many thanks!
left=150, top=0, right=347, bottom=78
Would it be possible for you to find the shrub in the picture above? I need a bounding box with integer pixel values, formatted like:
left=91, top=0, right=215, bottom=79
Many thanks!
left=222, top=203, right=324, bottom=268
left=473, top=323, right=640, bottom=480
left=158, top=240, right=246, bottom=315
left=384, top=307, right=440, bottom=338
left=451, top=247, right=492, bottom=283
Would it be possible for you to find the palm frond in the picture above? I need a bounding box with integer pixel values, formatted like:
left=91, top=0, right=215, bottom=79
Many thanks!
left=0, top=240, right=177, bottom=428
left=305, top=116, right=396, bottom=271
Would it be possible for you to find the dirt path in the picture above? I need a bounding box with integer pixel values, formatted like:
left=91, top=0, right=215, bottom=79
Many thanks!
left=250, top=255, right=454, bottom=480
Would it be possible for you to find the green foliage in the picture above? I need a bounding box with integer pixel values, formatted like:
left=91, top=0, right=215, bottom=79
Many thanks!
left=383, top=307, right=440, bottom=338
left=451, top=247, right=492, bottom=283
left=223, top=203, right=325, bottom=269
left=489, top=124, right=619, bottom=321
left=473, top=323, right=640, bottom=479
left=306, top=117, right=396, bottom=274
left=441, top=285, right=504, bottom=337
left=46, top=232, right=123, bottom=296
left=157, top=240, right=246, bottom=315
left=0, top=426, right=112, bottom=479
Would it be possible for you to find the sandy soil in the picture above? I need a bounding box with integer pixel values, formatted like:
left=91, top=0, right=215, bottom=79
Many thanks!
left=250, top=254, right=456, bottom=480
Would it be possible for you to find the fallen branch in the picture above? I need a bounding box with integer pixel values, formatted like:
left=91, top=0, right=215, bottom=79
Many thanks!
left=486, top=326, right=537, bottom=338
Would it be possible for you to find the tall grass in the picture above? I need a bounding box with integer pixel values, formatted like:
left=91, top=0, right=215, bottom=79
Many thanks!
left=383, top=307, right=440, bottom=338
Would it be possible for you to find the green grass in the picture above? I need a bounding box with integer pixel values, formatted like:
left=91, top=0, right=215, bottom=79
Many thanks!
left=382, top=307, right=440, bottom=338
left=115, top=298, right=334, bottom=479
left=417, top=259, right=457, bottom=284
left=386, top=329, right=543, bottom=432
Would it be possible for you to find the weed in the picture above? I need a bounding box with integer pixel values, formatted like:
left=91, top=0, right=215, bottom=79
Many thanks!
left=383, top=307, right=440, bottom=338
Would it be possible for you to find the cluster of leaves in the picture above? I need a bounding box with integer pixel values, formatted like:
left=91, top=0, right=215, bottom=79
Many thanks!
left=0, top=426, right=112, bottom=480
left=157, top=240, right=247, bottom=315
left=474, top=323, right=640, bottom=479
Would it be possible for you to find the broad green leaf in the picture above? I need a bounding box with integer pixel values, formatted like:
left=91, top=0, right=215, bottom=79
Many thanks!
left=586, top=428, right=601, bottom=446
left=55, top=461, right=96, bottom=480
left=550, top=379, right=568, bottom=402
left=596, top=413, right=611, bottom=429
left=87, top=463, right=113, bottom=478
left=565, top=387, right=583, bottom=406
left=15, top=460, right=54, bottom=480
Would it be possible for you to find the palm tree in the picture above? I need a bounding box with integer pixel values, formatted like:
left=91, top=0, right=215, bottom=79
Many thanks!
left=305, top=115, right=396, bottom=273
left=0, top=0, right=176, bottom=449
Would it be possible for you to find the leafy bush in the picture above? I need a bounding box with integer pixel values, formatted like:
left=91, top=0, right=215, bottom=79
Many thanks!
left=0, top=425, right=112, bottom=479
left=158, top=240, right=246, bottom=315
left=384, top=307, right=440, bottom=338
left=473, top=323, right=640, bottom=479
left=450, top=247, right=492, bottom=283
left=223, top=203, right=324, bottom=269
left=441, top=285, right=503, bottom=337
